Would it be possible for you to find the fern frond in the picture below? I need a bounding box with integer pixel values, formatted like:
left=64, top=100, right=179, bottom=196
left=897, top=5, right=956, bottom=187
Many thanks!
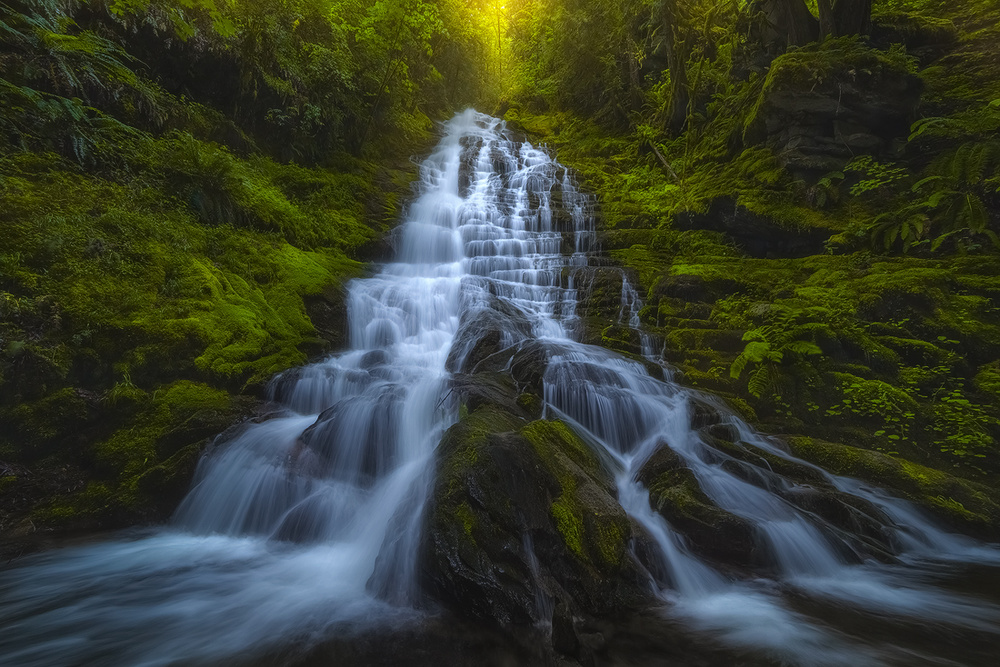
left=747, top=364, right=772, bottom=398
left=785, top=340, right=822, bottom=356
left=730, top=352, right=750, bottom=379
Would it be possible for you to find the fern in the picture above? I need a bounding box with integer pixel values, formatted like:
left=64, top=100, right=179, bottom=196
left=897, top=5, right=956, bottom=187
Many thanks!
left=870, top=99, right=1000, bottom=253
left=729, top=324, right=822, bottom=398
left=747, top=364, right=774, bottom=400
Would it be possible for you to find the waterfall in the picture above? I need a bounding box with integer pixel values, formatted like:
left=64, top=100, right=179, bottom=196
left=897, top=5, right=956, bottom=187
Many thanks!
left=1, top=110, right=998, bottom=666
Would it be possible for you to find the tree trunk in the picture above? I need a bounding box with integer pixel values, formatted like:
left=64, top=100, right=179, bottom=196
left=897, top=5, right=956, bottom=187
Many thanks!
left=659, top=0, right=689, bottom=135
left=817, top=0, right=836, bottom=37
left=833, top=0, right=872, bottom=36
left=758, top=0, right=870, bottom=44
left=757, top=0, right=819, bottom=47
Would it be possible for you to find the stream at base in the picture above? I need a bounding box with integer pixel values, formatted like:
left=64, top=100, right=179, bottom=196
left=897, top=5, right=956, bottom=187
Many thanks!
left=1, top=110, right=999, bottom=666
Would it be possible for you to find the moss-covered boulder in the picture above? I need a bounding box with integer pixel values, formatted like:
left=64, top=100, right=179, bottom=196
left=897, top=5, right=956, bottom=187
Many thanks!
left=786, top=436, right=1000, bottom=540
left=748, top=37, right=923, bottom=178
left=0, top=380, right=258, bottom=563
left=636, top=445, right=761, bottom=569
left=420, top=407, right=649, bottom=626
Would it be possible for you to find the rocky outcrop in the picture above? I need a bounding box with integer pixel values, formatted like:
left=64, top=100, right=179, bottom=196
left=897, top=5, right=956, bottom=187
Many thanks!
left=787, top=436, right=1000, bottom=541
left=749, top=39, right=923, bottom=179
left=420, top=407, right=650, bottom=628
left=637, top=444, right=761, bottom=569
left=673, top=198, right=830, bottom=258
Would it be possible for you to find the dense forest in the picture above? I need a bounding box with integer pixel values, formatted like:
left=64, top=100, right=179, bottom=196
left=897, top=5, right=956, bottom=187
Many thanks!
left=0, top=0, right=494, bottom=535
left=2, top=0, right=1000, bottom=664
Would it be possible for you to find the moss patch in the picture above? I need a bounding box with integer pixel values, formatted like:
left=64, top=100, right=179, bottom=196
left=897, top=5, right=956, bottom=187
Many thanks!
left=786, top=436, right=1000, bottom=537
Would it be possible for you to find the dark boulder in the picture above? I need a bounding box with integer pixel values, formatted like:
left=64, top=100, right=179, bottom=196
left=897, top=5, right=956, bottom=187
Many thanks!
left=637, top=445, right=762, bottom=569
left=420, top=407, right=650, bottom=626
left=749, top=40, right=923, bottom=180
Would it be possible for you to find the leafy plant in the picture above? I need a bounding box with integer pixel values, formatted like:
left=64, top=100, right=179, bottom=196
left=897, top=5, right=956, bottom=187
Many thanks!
left=730, top=324, right=823, bottom=398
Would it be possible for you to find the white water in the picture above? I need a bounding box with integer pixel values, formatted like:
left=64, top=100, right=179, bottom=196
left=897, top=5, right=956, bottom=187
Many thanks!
left=2, top=111, right=999, bottom=666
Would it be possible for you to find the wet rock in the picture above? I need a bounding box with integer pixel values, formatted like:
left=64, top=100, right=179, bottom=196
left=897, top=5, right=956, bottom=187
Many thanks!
left=573, top=266, right=637, bottom=322
left=298, top=386, right=405, bottom=484
left=599, top=325, right=641, bottom=355
left=637, top=446, right=761, bottom=569
left=698, top=429, right=903, bottom=559
left=446, top=298, right=534, bottom=373
left=421, top=408, right=650, bottom=626
left=551, top=602, right=579, bottom=656
left=303, top=281, right=357, bottom=356
left=786, top=436, right=1000, bottom=541
left=473, top=339, right=557, bottom=396
left=779, top=485, right=901, bottom=560
left=689, top=399, right=726, bottom=430
left=450, top=371, right=538, bottom=419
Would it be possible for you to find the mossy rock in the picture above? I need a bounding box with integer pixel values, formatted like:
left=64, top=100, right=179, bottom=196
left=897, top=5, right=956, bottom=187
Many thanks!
left=876, top=336, right=962, bottom=369
left=652, top=273, right=747, bottom=305
left=665, top=329, right=744, bottom=356
left=698, top=428, right=902, bottom=560
left=747, top=38, right=922, bottom=178
left=786, top=436, right=1000, bottom=540
left=446, top=298, right=534, bottom=374
left=973, top=361, right=1000, bottom=401
left=600, top=325, right=641, bottom=355
left=871, top=11, right=959, bottom=63
left=673, top=199, right=830, bottom=256
left=421, top=407, right=648, bottom=626
left=4, top=387, right=102, bottom=458
left=572, top=266, right=637, bottom=320
left=30, top=382, right=260, bottom=531
left=637, top=445, right=760, bottom=569
left=449, top=371, right=541, bottom=419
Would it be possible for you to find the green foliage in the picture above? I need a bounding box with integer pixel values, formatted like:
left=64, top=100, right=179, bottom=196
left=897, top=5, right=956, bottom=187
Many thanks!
left=730, top=323, right=823, bottom=398
left=862, top=98, right=1000, bottom=253
left=0, top=0, right=450, bottom=530
left=825, top=375, right=918, bottom=440
left=845, top=157, right=909, bottom=197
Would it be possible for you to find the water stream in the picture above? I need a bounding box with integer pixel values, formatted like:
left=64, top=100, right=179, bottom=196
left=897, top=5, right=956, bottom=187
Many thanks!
left=1, top=110, right=998, bottom=666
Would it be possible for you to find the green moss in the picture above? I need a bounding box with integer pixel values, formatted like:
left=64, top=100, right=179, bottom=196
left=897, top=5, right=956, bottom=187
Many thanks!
left=33, top=482, right=115, bottom=526
left=439, top=406, right=526, bottom=492
left=0, top=475, right=17, bottom=494
left=747, top=37, right=917, bottom=132
left=455, top=500, right=477, bottom=541
left=601, top=324, right=641, bottom=354
left=521, top=419, right=600, bottom=479
left=973, top=362, right=1000, bottom=399
left=929, top=494, right=980, bottom=522
left=722, top=395, right=758, bottom=422
left=593, top=519, right=626, bottom=565
left=877, top=336, right=959, bottom=366
left=647, top=475, right=703, bottom=513
left=7, top=387, right=92, bottom=453
left=551, top=494, right=586, bottom=560
left=786, top=436, right=999, bottom=532
left=89, top=380, right=247, bottom=510
left=515, top=392, right=541, bottom=414
left=520, top=419, right=629, bottom=566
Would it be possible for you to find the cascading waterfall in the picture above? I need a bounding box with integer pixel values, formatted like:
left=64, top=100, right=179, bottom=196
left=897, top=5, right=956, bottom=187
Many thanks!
left=1, top=110, right=998, bottom=666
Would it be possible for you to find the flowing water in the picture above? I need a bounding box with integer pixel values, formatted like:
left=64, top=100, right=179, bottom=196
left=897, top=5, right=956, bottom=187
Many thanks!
left=2, top=110, right=999, bottom=666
